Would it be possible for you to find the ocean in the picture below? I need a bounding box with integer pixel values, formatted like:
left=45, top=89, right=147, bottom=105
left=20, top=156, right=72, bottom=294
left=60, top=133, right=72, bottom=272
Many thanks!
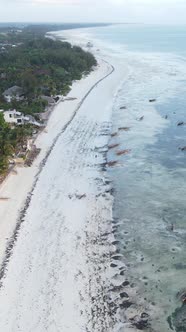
left=84, top=24, right=186, bottom=331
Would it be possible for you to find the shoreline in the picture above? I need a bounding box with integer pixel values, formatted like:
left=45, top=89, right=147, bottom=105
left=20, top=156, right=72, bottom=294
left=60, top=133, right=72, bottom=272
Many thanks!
left=0, top=28, right=134, bottom=332
left=0, top=27, right=128, bottom=331
left=0, top=56, right=114, bottom=267
left=0, top=57, right=115, bottom=285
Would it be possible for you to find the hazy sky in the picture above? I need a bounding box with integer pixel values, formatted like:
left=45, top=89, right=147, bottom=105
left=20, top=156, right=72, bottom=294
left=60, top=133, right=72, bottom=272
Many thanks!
left=0, top=0, right=186, bottom=24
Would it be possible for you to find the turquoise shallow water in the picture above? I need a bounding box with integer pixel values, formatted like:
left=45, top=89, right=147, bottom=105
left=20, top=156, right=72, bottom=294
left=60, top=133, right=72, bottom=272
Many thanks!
left=89, top=24, right=186, bottom=55
left=87, top=25, right=186, bottom=331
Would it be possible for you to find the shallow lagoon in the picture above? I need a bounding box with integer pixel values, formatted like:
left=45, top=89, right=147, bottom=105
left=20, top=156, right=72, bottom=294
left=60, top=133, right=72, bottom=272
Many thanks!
left=78, top=24, right=186, bottom=330
left=107, top=55, right=186, bottom=331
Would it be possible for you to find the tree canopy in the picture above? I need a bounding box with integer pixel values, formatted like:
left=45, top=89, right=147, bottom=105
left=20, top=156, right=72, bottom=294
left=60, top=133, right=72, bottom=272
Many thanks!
left=0, top=37, right=96, bottom=101
left=0, top=34, right=97, bottom=174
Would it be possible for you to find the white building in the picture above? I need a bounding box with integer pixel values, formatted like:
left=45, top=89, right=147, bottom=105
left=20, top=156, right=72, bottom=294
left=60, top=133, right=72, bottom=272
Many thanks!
left=3, top=109, right=41, bottom=127
left=3, top=109, right=27, bottom=124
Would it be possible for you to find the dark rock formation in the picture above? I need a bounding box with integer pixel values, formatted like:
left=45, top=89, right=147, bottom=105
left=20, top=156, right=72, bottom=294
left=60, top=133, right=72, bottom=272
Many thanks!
left=120, top=301, right=133, bottom=309
left=168, top=304, right=186, bottom=332
left=179, top=146, right=186, bottom=151
left=120, top=292, right=129, bottom=299
left=177, top=122, right=185, bottom=126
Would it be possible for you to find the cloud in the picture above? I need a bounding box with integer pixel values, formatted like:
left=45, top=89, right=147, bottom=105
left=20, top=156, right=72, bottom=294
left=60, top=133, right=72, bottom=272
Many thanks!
left=1, top=0, right=186, bottom=23
left=2, top=0, right=182, bottom=6
left=15, top=0, right=186, bottom=9
left=31, top=0, right=84, bottom=4
left=5, top=0, right=93, bottom=4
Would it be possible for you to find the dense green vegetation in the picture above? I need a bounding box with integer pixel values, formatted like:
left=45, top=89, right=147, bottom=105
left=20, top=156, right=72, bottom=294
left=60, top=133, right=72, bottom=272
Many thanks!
left=0, top=25, right=97, bottom=174
left=0, top=37, right=97, bottom=113
left=0, top=113, right=33, bottom=173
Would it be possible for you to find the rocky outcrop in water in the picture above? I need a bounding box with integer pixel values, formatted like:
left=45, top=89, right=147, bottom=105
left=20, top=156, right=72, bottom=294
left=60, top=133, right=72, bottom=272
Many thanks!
left=179, top=146, right=186, bottom=151
left=177, top=121, right=185, bottom=126
left=130, top=312, right=150, bottom=330
left=168, top=304, right=186, bottom=332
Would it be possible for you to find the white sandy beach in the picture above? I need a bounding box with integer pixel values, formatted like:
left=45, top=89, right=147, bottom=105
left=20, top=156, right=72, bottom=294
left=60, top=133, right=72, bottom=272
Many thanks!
left=0, top=29, right=130, bottom=331
left=0, top=56, right=113, bottom=266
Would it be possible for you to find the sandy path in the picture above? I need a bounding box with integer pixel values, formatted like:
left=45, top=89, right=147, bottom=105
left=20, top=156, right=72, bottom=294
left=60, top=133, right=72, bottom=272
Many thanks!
left=0, top=52, right=124, bottom=330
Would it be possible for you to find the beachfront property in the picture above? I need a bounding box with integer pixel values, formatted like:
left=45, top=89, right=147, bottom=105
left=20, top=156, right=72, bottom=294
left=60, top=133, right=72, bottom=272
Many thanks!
left=3, top=109, right=30, bottom=125
left=1, top=109, right=41, bottom=126
left=2, top=85, right=25, bottom=103
left=41, top=95, right=56, bottom=106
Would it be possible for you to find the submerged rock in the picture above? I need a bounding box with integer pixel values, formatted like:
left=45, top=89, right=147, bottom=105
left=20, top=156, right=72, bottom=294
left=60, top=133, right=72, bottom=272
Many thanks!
left=141, top=312, right=149, bottom=319
left=168, top=304, right=186, bottom=332
left=177, top=289, right=186, bottom=303
left=118, top=127, right=130, bottom=131
left=120, top=292, right=129, bottom=299
left=120, top=301, right=133, bottom=309
left=116, top=149, right=131, bottom=156
left=179, top=146, right=186, bottom=151
left=111, top=132, right=118, bottom=137
left=174, top=263, right=186, bottom=270
left=108, top=143, right=120, bottom=149
left=105, top=187, right=115, bottom=195
left=130, top=315, right=150, bottom=330
left=137, top=116, right=144, bottom=121
left=177, top=121, right=185, bottom=126
left=107, top=160, right=118, bottom=167
left=112, top=240, right=120, bottom=245
left=112, top=255, right=123, bottom=261
left=110, top=284, right=123, bottom=292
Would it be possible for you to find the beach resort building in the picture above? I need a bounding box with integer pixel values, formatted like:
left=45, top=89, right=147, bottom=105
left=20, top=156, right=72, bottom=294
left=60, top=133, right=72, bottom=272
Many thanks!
left=3, top=109, right=29, bottom=125
left=41, top=95, right=56, bottom=106
left=2, top=109, right=41, bottom=126
left=3, top=85, right=25, bottom=103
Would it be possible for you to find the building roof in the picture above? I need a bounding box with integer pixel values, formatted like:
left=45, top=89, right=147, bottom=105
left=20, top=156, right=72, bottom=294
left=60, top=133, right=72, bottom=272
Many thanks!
left=41, top=95, right=55, bottom=104
left=3, top=85, right=24, bottom=97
